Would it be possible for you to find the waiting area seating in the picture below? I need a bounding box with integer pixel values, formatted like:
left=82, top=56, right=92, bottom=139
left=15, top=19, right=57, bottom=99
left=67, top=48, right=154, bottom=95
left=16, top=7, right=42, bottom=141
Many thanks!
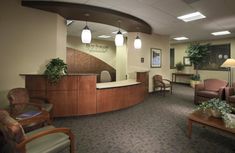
left=225, top=82, right=235, bottom=106
left=194, top=79, right=228, bottom=104
left=0, top=110, right=75, bottom=153
left=7, top=88, right=53, bottom=118
left=100, top=70, right=112, bottom=82
left=153, top=75, right=172, bottom=96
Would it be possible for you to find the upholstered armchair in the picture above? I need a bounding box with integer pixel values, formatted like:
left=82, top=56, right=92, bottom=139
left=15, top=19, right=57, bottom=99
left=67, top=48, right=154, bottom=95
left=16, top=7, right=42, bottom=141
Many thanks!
left=7, top=88, right=53, bottom=118
left=225, top=82, right=235, bottom=106
left=0, top=110, right=75, bottom=153
left=194, top=79, right=228, bottom=104
left=153, top=75, right=172, bottom=96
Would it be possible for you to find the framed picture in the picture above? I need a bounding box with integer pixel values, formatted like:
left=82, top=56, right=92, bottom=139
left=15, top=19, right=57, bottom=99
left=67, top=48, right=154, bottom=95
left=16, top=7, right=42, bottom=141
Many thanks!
left=151, top=48, right=161, bottom=68
left=183, top=57, right=192, bottom=66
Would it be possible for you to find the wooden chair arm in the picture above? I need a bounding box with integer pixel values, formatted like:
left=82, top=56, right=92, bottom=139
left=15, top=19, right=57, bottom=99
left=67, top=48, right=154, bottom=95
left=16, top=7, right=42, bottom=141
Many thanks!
left=154, top=80, right=165, bottom=87
left=17, top=128, right=75, bottom=152
left=30, top=97, right=50, bottom=104
left=10, top=103, right=43, bottom=110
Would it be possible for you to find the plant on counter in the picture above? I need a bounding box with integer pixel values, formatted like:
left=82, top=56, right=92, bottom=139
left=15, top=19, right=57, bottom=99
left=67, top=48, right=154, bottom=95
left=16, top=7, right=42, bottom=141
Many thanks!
left=175, top=62, right=185, bottom=72
left=196, top=98, right=235, bottom=128
left=191, top=74, right=200, bottom=81
left=44, top=58, right=67, bottom=84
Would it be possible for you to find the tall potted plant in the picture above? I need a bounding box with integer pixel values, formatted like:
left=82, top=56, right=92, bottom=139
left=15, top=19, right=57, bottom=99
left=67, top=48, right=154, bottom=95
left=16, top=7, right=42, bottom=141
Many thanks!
left=186, top=42, right=210, bottom=87
left=44, top=58, right=67, bottom=84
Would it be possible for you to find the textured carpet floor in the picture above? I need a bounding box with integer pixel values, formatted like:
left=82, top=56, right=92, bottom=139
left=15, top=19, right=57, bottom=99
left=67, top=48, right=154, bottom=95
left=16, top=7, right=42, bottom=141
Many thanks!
left=54, top=84, right=235, bottom=153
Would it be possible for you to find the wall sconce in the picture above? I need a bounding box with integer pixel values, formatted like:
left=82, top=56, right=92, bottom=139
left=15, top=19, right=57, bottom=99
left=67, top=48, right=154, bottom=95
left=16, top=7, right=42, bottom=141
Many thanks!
left=81, top=14, right=92, bottom=44
left=115, top=20, right=124, bottom=46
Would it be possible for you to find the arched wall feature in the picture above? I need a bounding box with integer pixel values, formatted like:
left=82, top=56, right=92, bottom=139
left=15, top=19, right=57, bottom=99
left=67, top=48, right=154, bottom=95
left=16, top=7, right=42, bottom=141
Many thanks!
left=21, top=1, right=152, bottom=34
left=67, top=48, right=116, bottom=82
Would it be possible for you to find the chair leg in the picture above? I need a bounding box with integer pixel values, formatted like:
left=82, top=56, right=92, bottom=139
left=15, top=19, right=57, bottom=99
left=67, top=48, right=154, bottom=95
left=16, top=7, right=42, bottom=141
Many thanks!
left=163, top=87, right=166, bottom=96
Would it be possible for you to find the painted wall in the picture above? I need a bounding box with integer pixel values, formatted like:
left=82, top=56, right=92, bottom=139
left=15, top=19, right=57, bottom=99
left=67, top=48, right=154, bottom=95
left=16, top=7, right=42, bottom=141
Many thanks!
left=127, top=32, right=170, bottom=92
left=0, top=0, right=66, bottom=108
left=170, top=38, right=235, bottom=82
left=67, top=35, right=116, bottom=68
left=116, top=39, right=127, bottom=81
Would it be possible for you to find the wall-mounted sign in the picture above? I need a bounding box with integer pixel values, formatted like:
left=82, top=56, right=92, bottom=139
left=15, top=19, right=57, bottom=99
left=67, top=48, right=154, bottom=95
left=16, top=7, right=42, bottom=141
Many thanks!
left=85, top=43, right=109, bottom=53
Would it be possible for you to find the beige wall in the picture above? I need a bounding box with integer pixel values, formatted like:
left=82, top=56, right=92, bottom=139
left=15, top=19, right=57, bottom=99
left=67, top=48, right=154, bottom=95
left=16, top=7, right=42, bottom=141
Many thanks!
left=0, top=0, right=66, bottom=107
left=116, top=39, right=127, bottom=81
left=170, top=37, right=235, bottom=82
left=127, top=32, right=170, bottom=92
left=67, top=35, right=116, bottom=68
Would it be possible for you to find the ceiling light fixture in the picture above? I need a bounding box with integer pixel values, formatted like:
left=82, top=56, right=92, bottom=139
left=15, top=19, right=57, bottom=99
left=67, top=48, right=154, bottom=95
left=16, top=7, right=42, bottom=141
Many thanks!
left=98, top=35, right=111, bottom=38
left=211, top=31, right=231, bottom=36
left=177, top=12, right=206, bottom=22
left=173, top=37, right=189, bottom=40
left=81, top=14, right=92, bottom=44
left=112, top=31, right=127, bottom=34
left=115, top=20, right=124, bottom=47
left=66, top=20, right=73, bottom=26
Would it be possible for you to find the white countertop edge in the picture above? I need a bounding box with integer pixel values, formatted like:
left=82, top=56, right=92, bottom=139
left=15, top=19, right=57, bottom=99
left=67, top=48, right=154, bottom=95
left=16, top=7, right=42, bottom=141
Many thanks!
left=96, top=79, right=141, bottom=89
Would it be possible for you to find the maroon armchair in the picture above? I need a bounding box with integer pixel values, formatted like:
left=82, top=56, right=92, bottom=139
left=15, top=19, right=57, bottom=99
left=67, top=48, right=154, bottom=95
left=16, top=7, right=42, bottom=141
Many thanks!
left=194, top=79, right=228, bottom=104
left=225, top=82, right=235, bottom=106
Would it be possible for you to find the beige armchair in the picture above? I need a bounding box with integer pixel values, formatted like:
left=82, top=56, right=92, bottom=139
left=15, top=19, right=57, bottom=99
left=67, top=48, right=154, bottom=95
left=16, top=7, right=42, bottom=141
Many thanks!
left=194, top=79, right=228, bottom=104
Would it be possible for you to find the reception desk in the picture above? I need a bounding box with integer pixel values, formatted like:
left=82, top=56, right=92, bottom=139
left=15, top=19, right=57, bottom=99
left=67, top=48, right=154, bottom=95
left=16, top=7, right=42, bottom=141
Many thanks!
left=22, top=73, right=147, bottom=117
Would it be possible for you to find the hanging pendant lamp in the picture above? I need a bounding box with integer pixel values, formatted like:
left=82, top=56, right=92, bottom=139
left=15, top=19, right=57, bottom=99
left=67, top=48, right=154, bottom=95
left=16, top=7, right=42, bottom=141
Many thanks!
left=115, top=30, right=124, bottom=46
left=81, top=21, right=92, bottom=44
left=134, top=34, right=142, bottom=49
left=115, top=20, right=124, bottom=46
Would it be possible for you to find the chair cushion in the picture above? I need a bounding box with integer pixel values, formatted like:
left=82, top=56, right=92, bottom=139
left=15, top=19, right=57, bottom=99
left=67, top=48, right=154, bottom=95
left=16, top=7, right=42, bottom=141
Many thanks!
left=26, top=126, right=70, bottom=153
left=204, top=79, right=227, bottom=92
left=197, top=90, right=219, bottom=98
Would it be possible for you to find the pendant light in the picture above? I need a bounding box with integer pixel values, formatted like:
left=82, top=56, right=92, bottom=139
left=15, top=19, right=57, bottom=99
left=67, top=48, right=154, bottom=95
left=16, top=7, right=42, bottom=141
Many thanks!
left=115, top=20, right=124, bottom=46
left=134, top=33, right=142, bottom=49
left=81, top=14, right=92, bottom=44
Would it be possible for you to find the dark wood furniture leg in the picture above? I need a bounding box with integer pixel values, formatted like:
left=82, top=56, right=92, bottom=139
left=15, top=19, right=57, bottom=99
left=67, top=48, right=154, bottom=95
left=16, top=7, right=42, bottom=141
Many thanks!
left=188, top=119, right=192, bottom=139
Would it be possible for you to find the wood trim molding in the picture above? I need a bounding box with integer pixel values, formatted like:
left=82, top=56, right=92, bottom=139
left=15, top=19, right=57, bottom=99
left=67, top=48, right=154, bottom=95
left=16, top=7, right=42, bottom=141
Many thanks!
left=21, top=1, right=152, bottom=34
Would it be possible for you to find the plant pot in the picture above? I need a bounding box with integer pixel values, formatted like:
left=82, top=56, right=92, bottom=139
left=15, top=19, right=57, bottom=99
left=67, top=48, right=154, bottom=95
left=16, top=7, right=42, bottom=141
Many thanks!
left=190, top=80, right=201, bottom=88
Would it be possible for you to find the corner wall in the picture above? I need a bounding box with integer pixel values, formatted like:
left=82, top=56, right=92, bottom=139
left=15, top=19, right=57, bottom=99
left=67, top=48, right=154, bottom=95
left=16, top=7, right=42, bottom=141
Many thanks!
left=0, top=0, right=66, bottom=107
left=127, top=32, right=170, bottom=92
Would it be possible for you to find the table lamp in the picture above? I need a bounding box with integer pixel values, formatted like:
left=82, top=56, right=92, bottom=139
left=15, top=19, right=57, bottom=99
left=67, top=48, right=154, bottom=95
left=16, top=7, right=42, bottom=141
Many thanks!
left=221, top=58, right=235, bottom=86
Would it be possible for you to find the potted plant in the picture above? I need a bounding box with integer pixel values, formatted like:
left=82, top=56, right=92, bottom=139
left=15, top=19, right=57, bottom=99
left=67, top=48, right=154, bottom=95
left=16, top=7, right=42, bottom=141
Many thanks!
left=44, top=58, right=67, bottom=84
left=190, top=74, right=200, bottom=88
left=175, top=62, right=184, bottom=72
left=196, top=98, right=235, bottom=127
left=186, top=42, right=210, bottom=87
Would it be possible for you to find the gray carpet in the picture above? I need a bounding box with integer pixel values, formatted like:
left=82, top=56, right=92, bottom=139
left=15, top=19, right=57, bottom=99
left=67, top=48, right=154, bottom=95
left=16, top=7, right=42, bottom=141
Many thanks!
left=54, top=84, right=235, bottom=153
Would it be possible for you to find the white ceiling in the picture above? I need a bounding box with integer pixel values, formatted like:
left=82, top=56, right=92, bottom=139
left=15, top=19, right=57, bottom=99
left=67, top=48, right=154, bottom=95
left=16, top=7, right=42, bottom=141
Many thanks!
left=27, top=0, right=235, bottom=43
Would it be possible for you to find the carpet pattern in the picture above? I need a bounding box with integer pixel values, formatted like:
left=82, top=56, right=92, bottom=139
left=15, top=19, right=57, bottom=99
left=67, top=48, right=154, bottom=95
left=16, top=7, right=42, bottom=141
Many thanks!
left=54, top=84, right=235, bottom=153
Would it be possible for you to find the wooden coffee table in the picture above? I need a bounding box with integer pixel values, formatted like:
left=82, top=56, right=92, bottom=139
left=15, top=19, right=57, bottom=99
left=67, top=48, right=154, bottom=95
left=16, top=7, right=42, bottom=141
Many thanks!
left=188, top=110, right=235, bottom=138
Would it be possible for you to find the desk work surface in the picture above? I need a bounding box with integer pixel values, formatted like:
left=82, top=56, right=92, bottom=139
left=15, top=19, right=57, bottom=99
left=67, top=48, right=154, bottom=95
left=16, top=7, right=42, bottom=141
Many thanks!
left=96, top=79, right=141, bottom=89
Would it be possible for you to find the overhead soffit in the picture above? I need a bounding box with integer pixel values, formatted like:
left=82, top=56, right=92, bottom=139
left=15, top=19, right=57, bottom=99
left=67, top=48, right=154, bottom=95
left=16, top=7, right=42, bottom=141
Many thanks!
left=21, top=1, right=152, bottom=34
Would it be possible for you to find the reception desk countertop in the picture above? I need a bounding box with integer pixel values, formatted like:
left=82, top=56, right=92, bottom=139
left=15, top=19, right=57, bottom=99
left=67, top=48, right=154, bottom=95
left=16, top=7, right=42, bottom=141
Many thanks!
left=96, top=79, right=141, bottom=89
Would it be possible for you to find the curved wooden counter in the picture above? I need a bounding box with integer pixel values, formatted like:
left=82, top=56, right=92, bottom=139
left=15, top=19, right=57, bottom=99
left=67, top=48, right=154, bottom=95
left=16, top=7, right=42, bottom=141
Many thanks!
left=22, top=73, right=147, bottom=117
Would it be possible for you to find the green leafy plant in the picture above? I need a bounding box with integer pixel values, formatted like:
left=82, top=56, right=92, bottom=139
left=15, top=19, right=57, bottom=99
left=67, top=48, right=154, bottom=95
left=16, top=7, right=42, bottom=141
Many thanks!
left=196, top=98, right=235, bottom=127
left=44, top=58, right=67, bottom=84
left=175, top=62, right=184, bottom=71
left=186, top=42, right=210, bottom=78
left=191, top=74, right=200, bottom=81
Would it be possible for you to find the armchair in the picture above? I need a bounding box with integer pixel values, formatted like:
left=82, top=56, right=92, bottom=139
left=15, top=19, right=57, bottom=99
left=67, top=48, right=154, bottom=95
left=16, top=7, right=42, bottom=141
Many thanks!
left=225, top=82, right=235, bottom=106
left=7, top=88, right=53, bottom=118
left=153, top=75, right=172, bottom=96
left=194, top=79, right=228, bottom=104
left=0, top=110, right=75, bottom=153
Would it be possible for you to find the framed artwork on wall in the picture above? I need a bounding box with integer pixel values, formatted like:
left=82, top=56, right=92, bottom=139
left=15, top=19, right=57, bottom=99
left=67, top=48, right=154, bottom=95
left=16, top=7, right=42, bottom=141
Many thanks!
left=151, top=48, right=161, bottom=68
left=183, top=57, right=192, bottom=66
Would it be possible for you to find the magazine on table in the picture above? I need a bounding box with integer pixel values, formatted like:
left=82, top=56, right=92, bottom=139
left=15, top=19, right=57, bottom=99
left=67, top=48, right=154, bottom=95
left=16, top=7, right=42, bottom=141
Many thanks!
left=16, top=110, right=41, bottom=120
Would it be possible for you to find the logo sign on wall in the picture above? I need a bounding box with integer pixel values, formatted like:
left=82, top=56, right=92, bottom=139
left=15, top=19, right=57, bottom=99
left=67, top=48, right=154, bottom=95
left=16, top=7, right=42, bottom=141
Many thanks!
left=85, top=43, right=109, bottom=53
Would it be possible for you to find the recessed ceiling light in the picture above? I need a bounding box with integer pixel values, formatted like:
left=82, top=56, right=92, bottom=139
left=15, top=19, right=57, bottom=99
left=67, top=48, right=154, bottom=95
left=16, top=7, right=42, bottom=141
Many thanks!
left=211, top=31, right=231, bottom=36
left=177, top=12, right=206, bottom=22
left=98, top=35, right=111, bottom=38
left=66, top=20, right=73, bottom=26
left=112, top=31, right=127, bottom=34
left=173, top=37, right=189, bottom=40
